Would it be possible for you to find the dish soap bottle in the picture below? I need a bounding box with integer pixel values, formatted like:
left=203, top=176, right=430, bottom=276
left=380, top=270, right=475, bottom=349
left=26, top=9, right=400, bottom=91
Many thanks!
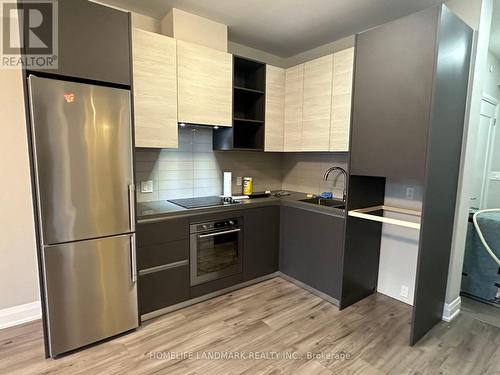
left=243, top=177, right=253, bottom=195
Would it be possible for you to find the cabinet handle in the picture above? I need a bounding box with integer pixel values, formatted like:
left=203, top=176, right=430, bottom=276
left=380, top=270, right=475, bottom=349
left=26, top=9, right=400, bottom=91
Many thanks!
left=198, top=228, right=241, bottom=238
left=139, top=260, right=189, bottom=276
left=130, top=234, right=137, bottom=283
left=129, top=184, right=136, bottom=232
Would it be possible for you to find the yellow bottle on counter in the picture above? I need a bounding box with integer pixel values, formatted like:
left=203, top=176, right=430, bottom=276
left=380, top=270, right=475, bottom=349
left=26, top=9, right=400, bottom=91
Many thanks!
left=243, top=177, right=253, bottom=195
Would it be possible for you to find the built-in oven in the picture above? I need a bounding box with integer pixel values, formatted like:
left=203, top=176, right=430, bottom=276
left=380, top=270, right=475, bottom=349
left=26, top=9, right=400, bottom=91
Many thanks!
left=190, top=217, right=243, bottom=286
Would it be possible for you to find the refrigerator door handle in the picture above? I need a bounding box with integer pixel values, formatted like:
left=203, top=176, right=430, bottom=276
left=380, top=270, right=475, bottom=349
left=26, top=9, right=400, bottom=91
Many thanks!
left=128, top=184, right=136, bottom=232
left=130, top=234, right=137, bottom=283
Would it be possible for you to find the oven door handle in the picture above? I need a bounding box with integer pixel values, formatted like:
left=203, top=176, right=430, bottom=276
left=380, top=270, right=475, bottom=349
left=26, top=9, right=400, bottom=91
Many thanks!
left=198, top=228, right=241, bottom=238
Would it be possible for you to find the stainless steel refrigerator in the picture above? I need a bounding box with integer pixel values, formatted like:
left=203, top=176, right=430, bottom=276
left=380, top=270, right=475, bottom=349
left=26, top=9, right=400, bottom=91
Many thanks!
left=27, top=75, right=138, bottom=357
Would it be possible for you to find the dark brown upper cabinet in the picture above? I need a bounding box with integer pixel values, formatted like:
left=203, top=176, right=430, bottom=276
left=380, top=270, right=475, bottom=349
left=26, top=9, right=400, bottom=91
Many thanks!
left=349, top=7, right=439, bottom=182
left=25, top=0, right=131, bottom=86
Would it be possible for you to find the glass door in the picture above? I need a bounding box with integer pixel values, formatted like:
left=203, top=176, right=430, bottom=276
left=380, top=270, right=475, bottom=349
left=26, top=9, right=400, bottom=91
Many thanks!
left=191, top=227, right=242, bottom=285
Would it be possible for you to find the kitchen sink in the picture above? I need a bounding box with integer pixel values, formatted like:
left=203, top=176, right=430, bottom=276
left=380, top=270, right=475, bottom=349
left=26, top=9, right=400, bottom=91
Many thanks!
left=299, top=197, right=346, bottom=210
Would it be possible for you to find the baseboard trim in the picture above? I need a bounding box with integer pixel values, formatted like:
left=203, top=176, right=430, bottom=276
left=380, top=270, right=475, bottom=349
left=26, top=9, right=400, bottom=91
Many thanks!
left=141, top=273, right=280, bottom=321
left=0, top=301, right=41, bottom=330
left=141, top=272, right=341, bottom=322
left=442, top=296, right=461, bottom=322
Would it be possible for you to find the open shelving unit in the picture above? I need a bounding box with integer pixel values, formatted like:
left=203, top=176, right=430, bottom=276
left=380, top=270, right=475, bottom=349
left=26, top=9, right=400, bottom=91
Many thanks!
left=213, top=56, right=266, bottom=151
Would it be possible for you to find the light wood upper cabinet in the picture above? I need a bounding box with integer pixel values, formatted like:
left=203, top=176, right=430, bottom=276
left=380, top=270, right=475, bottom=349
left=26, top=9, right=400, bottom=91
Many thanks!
left=277, top=48, right=354, bottom=153
left=177, top=40, right=232, bottom=127
left=302, top=55, right=333, bottom=151
left=133, top=29, right=178, bottom=148
left=330, top=47, right=354, bottom=152
left=265, top=65, right=285, bottom=152
left=284, top=64, right=304, bottom=152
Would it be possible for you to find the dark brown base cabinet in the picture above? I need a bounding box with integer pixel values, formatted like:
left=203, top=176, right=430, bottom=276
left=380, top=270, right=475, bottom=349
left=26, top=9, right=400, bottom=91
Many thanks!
left=280, top=206, right=345, bottom=300
left=243, top=206, right=280, bottom=281
left=137, top=218, right=190, bottom=315
left=139, top=266, right=190, bottom=315
left=135, top=204, right=344, bottom=318
left=137, top=207, right=281, bottom=316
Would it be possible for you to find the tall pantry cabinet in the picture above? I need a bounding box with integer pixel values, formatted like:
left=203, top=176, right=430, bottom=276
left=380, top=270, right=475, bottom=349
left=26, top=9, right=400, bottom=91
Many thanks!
left=342, top=5, right=473, bottom=345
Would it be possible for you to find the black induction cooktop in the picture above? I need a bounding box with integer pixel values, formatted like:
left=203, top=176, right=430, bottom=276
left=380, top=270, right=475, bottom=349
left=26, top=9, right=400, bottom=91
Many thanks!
left=168, top=196, right=241, bottom=209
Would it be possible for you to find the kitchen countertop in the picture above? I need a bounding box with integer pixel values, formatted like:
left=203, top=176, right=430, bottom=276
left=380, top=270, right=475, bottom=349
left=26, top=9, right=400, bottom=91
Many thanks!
left=137, top=191, right=346, bottom=222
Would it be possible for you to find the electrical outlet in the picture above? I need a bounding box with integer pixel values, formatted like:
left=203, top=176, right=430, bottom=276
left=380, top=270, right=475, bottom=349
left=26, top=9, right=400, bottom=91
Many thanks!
left=400, top=285, right=409, bottom=298
left=236, top=176, right=242, bottom=186
left=406, top=186, right=415, bottom=200
left=140, top=180, right=154, bottom=193
left=490, top=171, right=500, bottom=181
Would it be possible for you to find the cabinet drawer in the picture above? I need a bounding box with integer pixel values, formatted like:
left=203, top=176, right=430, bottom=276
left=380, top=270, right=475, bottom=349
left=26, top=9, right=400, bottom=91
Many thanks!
left=190, top=273, right=243, bottom=299
left=137, top=239, right=188, bottom=271
left=138, top=265, right=190, bottom=315
left=137, top=217, right=189, bottom=246
left=190, top=210, right=245, bottom=224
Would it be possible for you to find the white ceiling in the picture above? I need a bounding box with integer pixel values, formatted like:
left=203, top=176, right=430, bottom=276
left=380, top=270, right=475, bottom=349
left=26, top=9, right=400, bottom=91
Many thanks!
left=490, top=0, right=500, bottom=58
left=104, top=0, right=445, bottom=57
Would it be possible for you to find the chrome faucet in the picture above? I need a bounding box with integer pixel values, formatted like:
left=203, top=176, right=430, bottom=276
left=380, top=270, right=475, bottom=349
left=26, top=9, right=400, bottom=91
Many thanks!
left=323, top=166, right=348, bottom=202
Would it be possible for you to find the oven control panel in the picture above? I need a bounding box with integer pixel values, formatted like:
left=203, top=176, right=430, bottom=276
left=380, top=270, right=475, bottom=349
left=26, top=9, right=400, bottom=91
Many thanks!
left=191, top=218, right=242, bottom=233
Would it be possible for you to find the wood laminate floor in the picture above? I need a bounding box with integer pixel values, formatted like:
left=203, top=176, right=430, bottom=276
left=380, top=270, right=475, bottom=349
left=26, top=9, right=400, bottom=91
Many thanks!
left=461, top=296, right=500, bottom=328
left=0, top=277, right=499, bottom=375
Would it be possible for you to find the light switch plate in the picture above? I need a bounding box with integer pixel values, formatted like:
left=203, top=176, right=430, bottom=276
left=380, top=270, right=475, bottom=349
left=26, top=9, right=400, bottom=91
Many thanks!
left=236, top=176, right=242, bottom=186
left=140, top=180, right=154, bottom=193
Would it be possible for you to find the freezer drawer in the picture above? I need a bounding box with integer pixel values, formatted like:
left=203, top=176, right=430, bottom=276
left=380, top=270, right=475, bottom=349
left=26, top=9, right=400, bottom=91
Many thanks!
left=43, top=234, right=138, bottom=356
left=28, top=76, right=134, bottom=245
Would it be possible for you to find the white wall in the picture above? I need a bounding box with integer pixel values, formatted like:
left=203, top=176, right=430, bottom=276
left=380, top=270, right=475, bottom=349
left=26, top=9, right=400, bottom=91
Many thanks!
left=0, top=64, right=40, bottom=311
left=447, top=0, right=483, bottom=29
left=377, top=181, right=423, bottom=305
left=131, top=12, right=161, bottom=33
left=228, top=41, right=287, bottom=68
left=483, top=51, right=500, bottom=98
left=161, top=8, right=228, bottom=52
left=282, top=36, right=355, bottom=68
left=228, top=36, right=355, bottom=69
left=91, top=1, right=161, bottom=33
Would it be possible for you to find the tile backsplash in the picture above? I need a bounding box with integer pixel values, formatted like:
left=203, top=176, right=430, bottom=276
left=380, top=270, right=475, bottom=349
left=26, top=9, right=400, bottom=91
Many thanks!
left=282, top=153, right=349, bottom=200
left=135, top=127, right=348, bottom=203
left=135, top=127, right=282, bottom=202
